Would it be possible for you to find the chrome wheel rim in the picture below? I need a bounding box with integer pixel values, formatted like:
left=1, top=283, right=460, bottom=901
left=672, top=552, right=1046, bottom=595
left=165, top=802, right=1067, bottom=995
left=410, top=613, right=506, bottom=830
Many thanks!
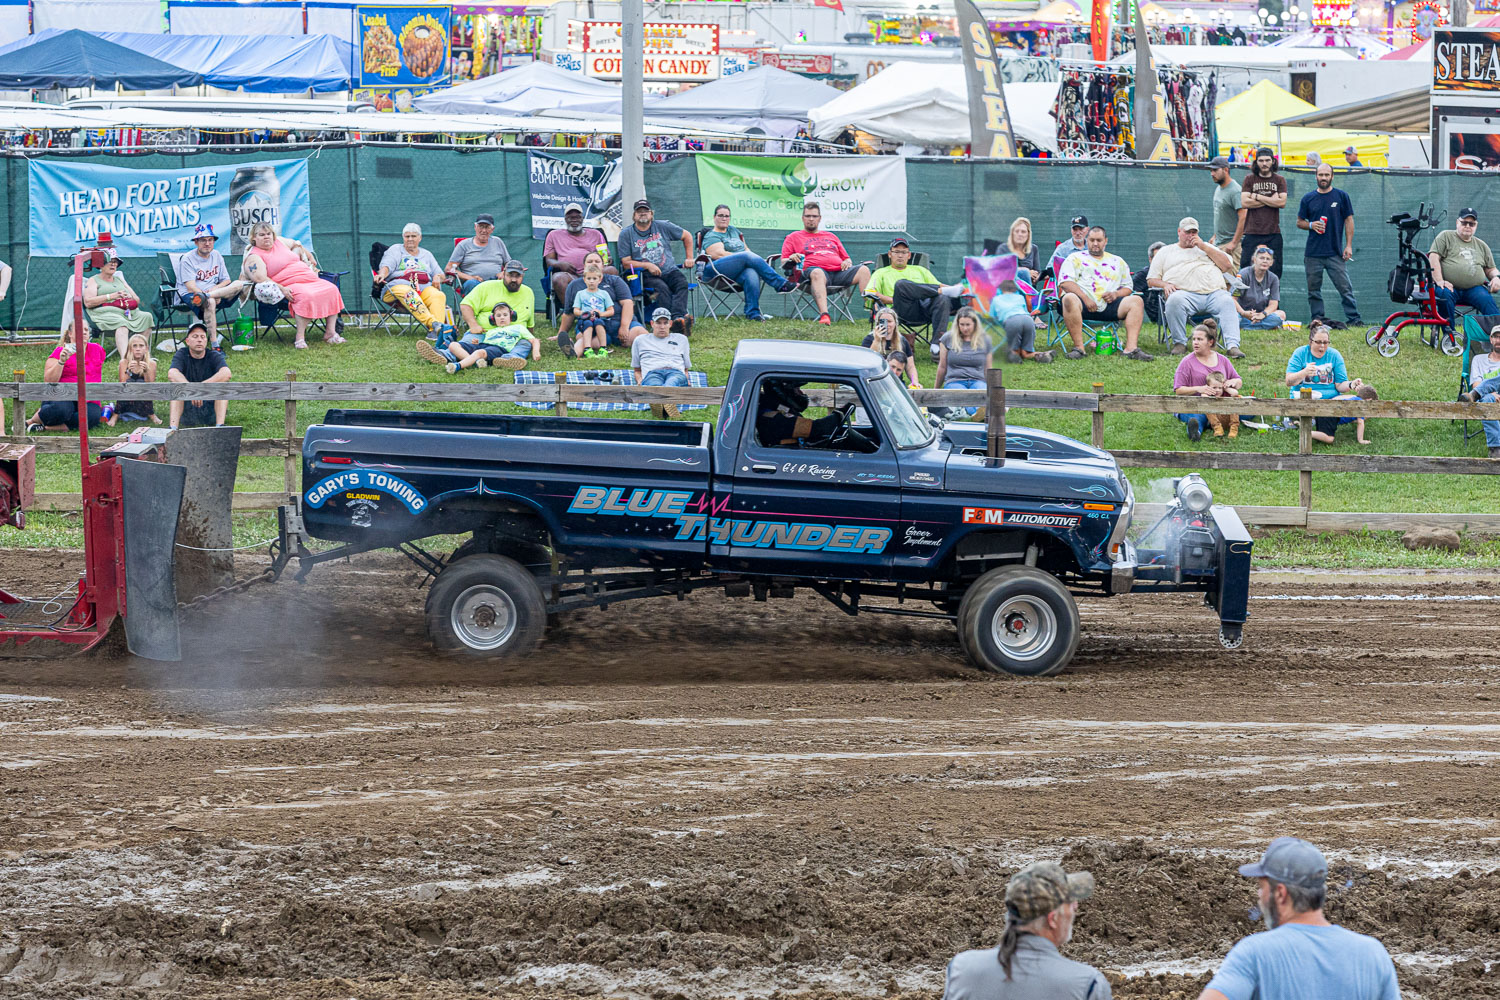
left=451, top=584, right=517, bottom=651
left=991, top=596, right=1057, bottom=662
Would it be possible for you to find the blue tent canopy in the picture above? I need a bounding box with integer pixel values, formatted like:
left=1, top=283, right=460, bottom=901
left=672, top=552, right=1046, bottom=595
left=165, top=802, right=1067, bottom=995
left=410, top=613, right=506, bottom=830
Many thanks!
left=0, top=29, right=205, bottom=90
left=0, top=30, right=353, bottom=92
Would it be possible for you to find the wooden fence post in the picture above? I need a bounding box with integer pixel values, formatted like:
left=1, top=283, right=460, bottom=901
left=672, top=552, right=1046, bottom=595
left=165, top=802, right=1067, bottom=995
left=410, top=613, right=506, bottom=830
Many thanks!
left=1090, top=383, right=1104, bottom=448
left=284, top=371, right=298, bottom=498
left=1298, top=387, right=1314, bottom=511
left=9, top=370, right=23, bottom=437
left=553, top=371, right=568, bottom=418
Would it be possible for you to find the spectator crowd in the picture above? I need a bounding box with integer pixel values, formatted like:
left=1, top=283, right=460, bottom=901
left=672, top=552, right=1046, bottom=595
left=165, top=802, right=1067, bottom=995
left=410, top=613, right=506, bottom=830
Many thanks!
left=16, top=150, right=1500, bottom=453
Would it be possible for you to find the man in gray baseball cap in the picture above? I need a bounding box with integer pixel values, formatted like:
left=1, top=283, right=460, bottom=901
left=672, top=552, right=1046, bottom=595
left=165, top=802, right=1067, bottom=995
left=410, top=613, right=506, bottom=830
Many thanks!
left=943, top=861, right=1110, bottom=999
left=1198, top=837, right=1399, bottom=1000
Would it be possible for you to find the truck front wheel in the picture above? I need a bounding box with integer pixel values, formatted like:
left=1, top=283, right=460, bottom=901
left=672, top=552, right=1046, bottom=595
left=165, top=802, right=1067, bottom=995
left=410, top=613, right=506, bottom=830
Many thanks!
left=957, top=567, right=1080, bottom=677
left=425, top=554, right=546, bottom=658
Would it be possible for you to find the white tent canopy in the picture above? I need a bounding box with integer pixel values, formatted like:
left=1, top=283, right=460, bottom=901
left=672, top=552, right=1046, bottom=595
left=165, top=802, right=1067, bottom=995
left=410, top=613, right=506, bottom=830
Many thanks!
left=643, top=66, right=842, bottom=138
left=0, top=101, right=749, bottom=138
left=808, top=62, right=1059, bottom=152
left=412, top=61, right=623, bottom=116
left=1107, top=45, right=1356, bottom=68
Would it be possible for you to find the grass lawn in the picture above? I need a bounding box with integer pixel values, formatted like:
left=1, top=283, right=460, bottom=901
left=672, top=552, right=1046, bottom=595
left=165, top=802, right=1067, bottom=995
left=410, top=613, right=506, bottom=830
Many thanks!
left=2, top=308, right=1492, bottom=562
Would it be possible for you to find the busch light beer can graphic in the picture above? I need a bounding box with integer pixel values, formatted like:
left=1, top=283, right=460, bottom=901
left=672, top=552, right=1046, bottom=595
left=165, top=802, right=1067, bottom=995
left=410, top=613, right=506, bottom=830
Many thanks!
left=229, top=165, right=282, bottom=253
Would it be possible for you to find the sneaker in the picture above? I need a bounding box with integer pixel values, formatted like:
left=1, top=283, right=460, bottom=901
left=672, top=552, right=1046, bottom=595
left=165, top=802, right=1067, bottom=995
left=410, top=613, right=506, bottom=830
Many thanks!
left=1123, top=348, right=1155, bottom=361
left=1064, top=348, right=1086, bottom=360
left=492, top=356, right=527, bottom=370
left=25, top=422, right=43, bottom=434
left=556, top=329, right=573, bottom=353
left=663, top=403, right=681, bottom=419
left=1170, top=343, right=1188, bottom=355
left=1325, top=320, right=1347, bottom=331
left=817, top=313, right=832, bottom=325
left=1033, top=350, right=1055, bottom=363
left=416, top=341, right=445, bottom=365
left=1226, top=346, right=1247, bottom=359
left=930, top=342, right=942, bottom=360
left=1007, top=350, right=1024, bottom=364
left=474, top=356, right=489, bottom=368
left=1186, top=420, right=1202, bottom=442
left=444, top=362, right=459, bottom=375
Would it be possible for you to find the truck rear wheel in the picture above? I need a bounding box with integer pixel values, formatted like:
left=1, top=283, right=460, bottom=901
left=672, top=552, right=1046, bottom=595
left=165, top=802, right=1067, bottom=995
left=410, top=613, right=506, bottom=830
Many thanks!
left=957, top=567, right=1080, bottom=677
left=425, top=554, right=545, bottom=658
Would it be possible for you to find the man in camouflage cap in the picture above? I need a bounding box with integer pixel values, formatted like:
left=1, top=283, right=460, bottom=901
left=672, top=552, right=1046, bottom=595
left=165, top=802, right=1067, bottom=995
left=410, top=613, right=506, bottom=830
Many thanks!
left=943, top=861, right=1111, bottom=999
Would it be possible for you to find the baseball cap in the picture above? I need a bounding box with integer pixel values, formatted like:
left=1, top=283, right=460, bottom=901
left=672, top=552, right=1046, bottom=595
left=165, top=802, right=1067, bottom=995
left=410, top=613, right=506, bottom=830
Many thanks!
left=192, top=223, right=218, bottom=241
left=1208, top=155, right=1230, bottom=169
left=474, top=213, right=495, bottom=226
left=1179, top=216, right=1200, bottom=231
left=633, top=198, right=652, bottom=211
left=1459, top=207, right=1479, bottom=221
left=1070, top=215, right=1088, bottom=228
left=651, top=307, right=672, bottom=322
left=1238, top=837, right=1328, bottom=891
left=1343, top=145, right=1357, bottom=154
left=562, top=203, right=584, bottom=216
left=889, top=237, right=910, bottom=248
left=1005, top=861, right=1094, bottom=922
left=185, top=320, right=208, bottom=337
left=502, top=259, right=527, bottom=274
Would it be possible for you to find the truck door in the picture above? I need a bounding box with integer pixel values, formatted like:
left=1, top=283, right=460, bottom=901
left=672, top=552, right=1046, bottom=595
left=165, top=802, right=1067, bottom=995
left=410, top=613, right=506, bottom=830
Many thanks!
left=710, top=376, right=901, bottom=577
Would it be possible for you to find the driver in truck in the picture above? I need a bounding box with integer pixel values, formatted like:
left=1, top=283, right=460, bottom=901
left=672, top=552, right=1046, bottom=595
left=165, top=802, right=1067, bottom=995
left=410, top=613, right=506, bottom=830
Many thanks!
left=755, top=379, right=876, bottom=452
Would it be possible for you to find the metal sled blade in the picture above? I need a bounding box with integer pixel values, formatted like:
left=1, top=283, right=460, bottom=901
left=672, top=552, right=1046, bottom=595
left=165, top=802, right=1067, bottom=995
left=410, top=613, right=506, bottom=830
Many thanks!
left=120, top=458, right=187, bottom=661
left=162, top=425, right=243, bottom=602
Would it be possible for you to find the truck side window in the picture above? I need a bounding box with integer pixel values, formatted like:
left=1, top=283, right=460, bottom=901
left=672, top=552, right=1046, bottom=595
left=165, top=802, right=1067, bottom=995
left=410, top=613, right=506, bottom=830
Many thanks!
left=753, top=379, right=880, bottom=453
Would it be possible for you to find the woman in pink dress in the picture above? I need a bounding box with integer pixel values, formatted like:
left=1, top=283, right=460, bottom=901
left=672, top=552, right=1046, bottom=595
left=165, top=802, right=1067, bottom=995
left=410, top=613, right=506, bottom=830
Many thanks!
left=242, top=222, right=346, bottom=349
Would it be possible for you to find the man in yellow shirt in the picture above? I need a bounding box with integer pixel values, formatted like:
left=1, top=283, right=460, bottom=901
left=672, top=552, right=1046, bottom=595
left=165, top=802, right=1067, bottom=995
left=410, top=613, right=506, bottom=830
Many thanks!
left=866, top=238, right=967, bottom=356
left=459, top=260, right=536, bottom=337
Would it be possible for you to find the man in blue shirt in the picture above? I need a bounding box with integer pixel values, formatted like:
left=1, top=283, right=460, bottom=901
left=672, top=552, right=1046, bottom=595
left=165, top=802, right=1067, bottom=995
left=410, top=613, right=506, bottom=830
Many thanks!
left=1199, top=837, right=1400, bottom=1000
left=1297, top=163, right=1360, bottom=328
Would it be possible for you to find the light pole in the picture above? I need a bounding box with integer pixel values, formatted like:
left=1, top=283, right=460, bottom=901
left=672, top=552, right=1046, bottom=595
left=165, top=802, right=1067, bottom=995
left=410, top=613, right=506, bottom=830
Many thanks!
left=621, top=0, right=644, bottom=209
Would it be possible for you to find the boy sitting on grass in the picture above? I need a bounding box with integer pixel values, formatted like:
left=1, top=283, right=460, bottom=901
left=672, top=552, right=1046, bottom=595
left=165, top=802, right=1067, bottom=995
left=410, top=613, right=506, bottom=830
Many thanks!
left=571, top=263, right=617, bottom=360
left=442, top=303, right=540, bottom=373
left=633, top=307, right=691, bottom=419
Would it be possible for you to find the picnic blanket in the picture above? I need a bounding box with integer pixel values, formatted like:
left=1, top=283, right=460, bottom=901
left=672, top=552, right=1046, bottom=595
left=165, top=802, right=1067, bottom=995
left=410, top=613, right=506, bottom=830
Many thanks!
left=514, top=368, right=712, bottom=411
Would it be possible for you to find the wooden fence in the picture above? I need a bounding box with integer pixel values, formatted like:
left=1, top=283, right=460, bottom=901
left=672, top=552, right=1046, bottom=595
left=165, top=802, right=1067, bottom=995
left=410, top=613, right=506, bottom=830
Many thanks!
left=4, top=377, right=1499, bottom=532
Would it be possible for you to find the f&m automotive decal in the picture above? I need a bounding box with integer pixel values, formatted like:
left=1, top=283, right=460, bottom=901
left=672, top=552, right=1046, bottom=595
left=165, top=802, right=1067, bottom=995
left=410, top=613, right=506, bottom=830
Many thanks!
left=568, top=486, right=892, bottom=553
left=961, top=507, right=1082, bottom=528
left=306, top=470, right=428, bottom=512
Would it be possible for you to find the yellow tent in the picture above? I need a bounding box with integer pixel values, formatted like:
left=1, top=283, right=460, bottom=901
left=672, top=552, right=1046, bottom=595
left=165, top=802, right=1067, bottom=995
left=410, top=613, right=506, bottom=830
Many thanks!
left=1215, top=79, right=1388, bottom=166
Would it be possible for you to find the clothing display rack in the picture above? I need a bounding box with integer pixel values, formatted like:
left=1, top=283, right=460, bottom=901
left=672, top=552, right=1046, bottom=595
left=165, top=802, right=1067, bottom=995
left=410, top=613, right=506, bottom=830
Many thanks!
left=1050, top=62, right=1217, bottom=162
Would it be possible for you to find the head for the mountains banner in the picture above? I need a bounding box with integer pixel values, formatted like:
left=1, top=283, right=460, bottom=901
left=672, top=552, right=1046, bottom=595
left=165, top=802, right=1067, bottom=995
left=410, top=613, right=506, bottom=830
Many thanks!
left=955, top=0, right=1016, bottom=158
left=1134, top=4, right=1176, bottom=162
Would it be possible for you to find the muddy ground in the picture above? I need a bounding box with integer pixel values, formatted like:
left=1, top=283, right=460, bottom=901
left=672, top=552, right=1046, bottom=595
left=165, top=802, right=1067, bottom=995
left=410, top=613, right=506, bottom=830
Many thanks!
left=2, top=549, right=1499, bottom=999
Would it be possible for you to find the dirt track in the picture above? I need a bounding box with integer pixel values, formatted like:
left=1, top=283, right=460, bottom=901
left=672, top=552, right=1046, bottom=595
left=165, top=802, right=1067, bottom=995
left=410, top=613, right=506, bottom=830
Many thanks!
left=2, top=549, right=1500, bottom=999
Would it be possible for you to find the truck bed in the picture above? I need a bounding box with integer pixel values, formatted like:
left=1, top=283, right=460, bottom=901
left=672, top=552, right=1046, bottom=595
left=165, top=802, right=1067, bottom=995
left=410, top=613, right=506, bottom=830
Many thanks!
left=321, top=410, right=707, bottom=447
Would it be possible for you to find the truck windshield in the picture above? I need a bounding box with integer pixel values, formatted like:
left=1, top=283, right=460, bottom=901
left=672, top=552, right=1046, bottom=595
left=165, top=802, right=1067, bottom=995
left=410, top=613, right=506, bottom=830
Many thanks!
left=865, top=372, right=933, bottom=449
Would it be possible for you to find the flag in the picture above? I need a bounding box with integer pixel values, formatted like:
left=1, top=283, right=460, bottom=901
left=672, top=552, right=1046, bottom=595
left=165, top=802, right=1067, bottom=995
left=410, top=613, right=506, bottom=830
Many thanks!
left=812, top=0, right=844, bottom=9
left=1091, top=0, right=1112, bottom=61
left=955, top=0, right=1017, bottom=158
left=1133, top=6, right=1176, bottom=161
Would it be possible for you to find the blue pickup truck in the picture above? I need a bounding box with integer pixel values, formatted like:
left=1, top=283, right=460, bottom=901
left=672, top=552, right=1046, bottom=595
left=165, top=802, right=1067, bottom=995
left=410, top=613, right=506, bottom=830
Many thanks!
left=279, top=340, right=1250, bottom=676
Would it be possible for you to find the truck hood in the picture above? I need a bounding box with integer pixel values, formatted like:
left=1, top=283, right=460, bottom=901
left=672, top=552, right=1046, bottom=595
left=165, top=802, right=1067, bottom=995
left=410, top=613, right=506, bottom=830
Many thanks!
left=937, top=423, right=1130, bottom=503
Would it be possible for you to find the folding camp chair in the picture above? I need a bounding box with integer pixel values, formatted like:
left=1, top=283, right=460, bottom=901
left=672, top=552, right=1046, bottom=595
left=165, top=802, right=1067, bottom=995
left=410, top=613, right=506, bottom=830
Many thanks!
left=367, top=241, right=428, bottom=337
left=767, top=253, right=871, bottom=323
left=1459, top=312, right=1500, bottom=442
left=693, top=228, right=748, bottom=320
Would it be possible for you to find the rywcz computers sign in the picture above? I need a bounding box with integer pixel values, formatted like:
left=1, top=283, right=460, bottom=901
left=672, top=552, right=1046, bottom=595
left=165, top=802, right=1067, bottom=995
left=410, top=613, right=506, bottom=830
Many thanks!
left=694, top=155, right=907, bottom=231
left=1432, top=29, right=1500, bottom=92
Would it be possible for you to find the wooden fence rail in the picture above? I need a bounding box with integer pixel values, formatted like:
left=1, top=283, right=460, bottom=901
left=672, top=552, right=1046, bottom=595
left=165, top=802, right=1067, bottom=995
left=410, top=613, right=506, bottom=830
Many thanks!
left=3, top=380, right=1498, bottom=530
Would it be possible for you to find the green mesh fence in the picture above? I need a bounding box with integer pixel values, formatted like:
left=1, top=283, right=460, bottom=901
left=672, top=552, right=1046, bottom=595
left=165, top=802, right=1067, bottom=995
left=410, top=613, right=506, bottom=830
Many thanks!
left=3, top=147, right=1498, bottom=333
